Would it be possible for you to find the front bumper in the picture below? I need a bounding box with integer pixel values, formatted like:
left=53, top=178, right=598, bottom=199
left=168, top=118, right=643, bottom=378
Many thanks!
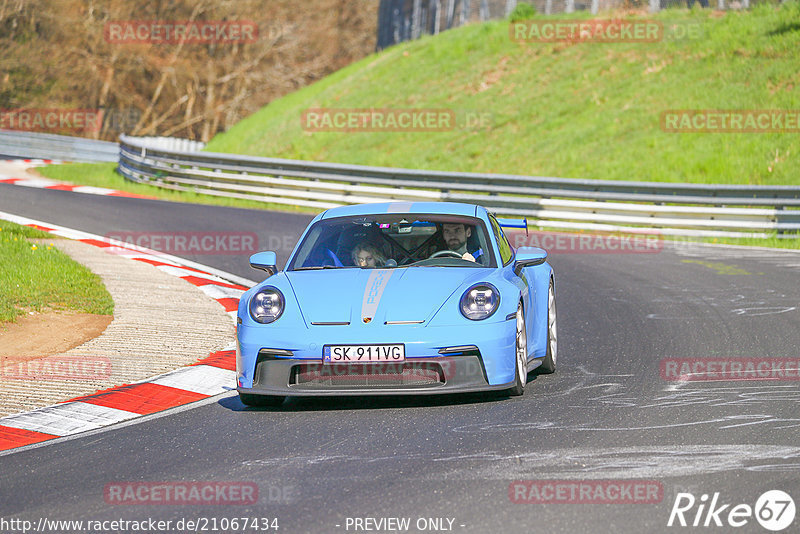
left=236, top=319, right=518, bottom=392
left=237, top=353, right=514, bottom=397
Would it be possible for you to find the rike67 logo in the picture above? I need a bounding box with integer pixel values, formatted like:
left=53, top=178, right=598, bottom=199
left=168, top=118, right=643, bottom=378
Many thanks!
left=668, top=490, right=795, bottom=531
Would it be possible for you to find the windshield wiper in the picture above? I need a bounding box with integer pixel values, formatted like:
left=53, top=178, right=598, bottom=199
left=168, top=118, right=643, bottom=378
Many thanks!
left=292, top=265, right=341, bottom=271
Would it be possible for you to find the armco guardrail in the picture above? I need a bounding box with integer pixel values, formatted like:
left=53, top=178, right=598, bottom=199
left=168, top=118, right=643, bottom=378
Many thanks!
left=118, top=134, right=800, bottom=239
left=0, top=130, right=119, bottom=162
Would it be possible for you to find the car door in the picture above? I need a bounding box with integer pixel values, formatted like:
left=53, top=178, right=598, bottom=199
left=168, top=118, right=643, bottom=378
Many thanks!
left=487, top=215, right=536, bottom=358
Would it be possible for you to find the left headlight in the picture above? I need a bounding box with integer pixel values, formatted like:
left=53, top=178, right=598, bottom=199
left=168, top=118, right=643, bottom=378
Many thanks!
left=249, top=287, right=285, bottom=324
left=460, top=283, right=500, bottom=321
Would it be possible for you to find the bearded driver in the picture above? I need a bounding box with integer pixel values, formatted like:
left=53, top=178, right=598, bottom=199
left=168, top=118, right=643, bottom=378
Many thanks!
left=440, top=223, right=477, bottom=262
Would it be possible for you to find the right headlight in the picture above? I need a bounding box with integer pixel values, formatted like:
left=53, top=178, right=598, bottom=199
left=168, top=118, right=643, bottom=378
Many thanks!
left=459, top=283, right=500, bottom=321
left=249, top=286, right=285, bottom=324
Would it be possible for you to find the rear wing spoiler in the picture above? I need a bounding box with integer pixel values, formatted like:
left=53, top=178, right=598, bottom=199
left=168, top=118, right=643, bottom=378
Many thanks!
left=497, top=217, right=528, bottom=236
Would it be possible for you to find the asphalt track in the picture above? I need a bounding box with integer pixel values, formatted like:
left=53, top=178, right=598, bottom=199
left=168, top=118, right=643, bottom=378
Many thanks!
left=1, top=183, right=799, bottom=533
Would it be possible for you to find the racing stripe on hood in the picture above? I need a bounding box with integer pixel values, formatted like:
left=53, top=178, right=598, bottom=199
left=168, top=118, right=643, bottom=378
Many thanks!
left=361, top=269, right=394, bottom=321
left=386, top=202, right=413, bottom=213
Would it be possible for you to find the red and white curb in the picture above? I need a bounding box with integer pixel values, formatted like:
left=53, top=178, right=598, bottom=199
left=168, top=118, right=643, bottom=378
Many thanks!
left=0, top=172, right=155, bottom=200
left=0, top=158, right=64, bottom=165
left=0, top=211, right=256, bottom=452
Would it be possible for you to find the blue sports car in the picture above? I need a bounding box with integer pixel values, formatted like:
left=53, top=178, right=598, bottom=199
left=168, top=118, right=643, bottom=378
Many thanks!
left=236, top=202, right=557, bottom=406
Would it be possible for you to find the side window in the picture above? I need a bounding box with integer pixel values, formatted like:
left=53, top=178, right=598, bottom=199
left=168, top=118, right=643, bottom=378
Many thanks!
left=489, top=216, right=514, bottom=265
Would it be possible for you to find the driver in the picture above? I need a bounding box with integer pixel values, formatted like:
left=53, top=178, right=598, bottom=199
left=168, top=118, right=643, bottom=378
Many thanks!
left=438, top=223, right=477, bottom=262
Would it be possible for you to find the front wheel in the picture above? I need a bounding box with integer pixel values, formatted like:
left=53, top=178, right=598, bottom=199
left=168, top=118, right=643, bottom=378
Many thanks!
left=239, top=393, right=285, bottom=407
left=538, top=279, right=557, bottom=374
left=508, top=302, right=527, bottom=396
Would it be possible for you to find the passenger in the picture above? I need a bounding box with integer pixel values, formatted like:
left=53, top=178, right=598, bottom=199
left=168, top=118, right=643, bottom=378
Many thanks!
left=351, top=242, right=386, bottom=268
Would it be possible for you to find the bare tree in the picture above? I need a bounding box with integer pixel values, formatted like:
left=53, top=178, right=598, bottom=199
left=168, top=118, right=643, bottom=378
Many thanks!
left=0, top=0, right=379, bottom=141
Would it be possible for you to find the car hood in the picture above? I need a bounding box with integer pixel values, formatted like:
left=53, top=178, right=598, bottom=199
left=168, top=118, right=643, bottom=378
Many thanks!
left=285, top=267, right=489, bottom=325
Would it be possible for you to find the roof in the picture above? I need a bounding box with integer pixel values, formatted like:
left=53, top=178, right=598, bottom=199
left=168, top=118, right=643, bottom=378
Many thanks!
left=319, top=202, right=482, bottom=219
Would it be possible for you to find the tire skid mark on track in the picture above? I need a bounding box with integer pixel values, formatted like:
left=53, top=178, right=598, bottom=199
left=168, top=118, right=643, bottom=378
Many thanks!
left=452, top=414, right=800, bottom=433
left=239, top=445, right=800, bottom=480
left=591, top=281, right=800, bottom=321
left=0, top=211, right=253, bottom=452
left=454, top=367, right=800, bottom=433
left=232, top=367, right=800, bottom=481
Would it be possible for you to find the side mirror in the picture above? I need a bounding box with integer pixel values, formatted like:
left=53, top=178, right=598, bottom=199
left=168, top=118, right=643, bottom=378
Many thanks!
left=250, top=251, right=278, bottom=276
left=514, top=246, right=547, bottom=275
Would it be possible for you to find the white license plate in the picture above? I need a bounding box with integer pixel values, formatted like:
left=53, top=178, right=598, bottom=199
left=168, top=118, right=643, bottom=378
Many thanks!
left=323, top=344, right=405, bottom=363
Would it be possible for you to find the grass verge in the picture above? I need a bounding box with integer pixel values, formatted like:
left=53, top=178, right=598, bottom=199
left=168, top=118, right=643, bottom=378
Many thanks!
left=700, top=234, right=800, bottom=250
left=0, top=220, right=114, bottom=323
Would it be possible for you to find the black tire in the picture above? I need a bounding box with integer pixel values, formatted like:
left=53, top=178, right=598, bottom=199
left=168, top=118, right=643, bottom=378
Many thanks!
left=239, top=393, right=285, bottom=407
left=508, top=302, right=527, bottom=396
left=538, top=279, right=557, bottom=374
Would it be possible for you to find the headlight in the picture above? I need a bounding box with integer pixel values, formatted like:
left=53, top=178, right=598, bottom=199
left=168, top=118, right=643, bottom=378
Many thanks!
left=460, top=283, right=500, bottom=321
left=249, top=287, right=285, bottom=324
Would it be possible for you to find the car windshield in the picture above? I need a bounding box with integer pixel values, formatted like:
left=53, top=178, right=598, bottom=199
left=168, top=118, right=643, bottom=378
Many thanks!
left=288, top=214, right=496, bottom=270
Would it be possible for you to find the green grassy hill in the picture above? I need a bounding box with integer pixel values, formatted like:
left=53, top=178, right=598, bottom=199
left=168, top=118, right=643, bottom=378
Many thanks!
left=205, top=4, right=800, bottom=185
